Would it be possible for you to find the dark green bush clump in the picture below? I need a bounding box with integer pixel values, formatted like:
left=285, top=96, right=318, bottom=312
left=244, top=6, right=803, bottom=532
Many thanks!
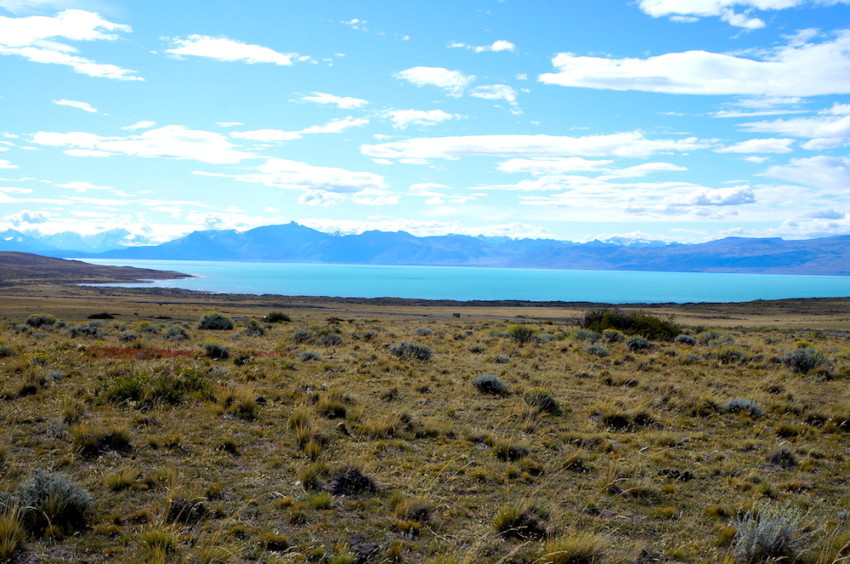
left=242, top=318, right=265, bottom=337
left=17, top=470, right=92, bottom=534
left=674, top=334, right=696, bottom=345
left=626, top=336, right=651, bottom=351
left=472, top=374, right=507, bottom=395
left=166, top=497, right=208, bottom=525
left=507, top=325, right=536, bottom=345
left=582, top=309, right=681, bottom=341
left=102, top=369, right=210, bottom=408
left=265, top=311, right=291, bottom=323
left=523, top=388, right=561, bottom=415
left=196, top=312, right=233, bottom=331
left=203, top=342, right=230, bottom=360
left=724, top=398, right=764, bottom=417
left=25, top=313, right=57, bottom=328
left=714, top=345, right=747, bottom=365
left=390, top=342, right=433, bottom=361
left=493, top=502, right=548, bottom=540
left=585, top=343, right=610, bottom=357
left=780, top=348, right=834, bottom=375
left=325, top=466, right=377, bottom=496
left=0, top=345, right=14, bottom=358
left=164, top=325, right=189, bottom=341
left=87, top=312, right=114, bottom=320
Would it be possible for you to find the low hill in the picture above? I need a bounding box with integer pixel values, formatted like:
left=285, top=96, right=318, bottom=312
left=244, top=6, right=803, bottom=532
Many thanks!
left=0, top=252, right=190, bottom=285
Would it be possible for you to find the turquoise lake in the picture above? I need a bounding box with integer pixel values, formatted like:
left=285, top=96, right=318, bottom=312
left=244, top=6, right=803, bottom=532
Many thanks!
left=79, top=259, right=850, bottom=303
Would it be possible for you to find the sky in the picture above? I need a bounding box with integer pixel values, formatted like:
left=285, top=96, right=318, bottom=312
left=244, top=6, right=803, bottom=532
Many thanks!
left=2, top=0, right=850, bottom=245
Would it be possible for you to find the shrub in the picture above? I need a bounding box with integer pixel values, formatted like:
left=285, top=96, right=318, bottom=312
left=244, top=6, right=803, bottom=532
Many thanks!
left=164, top=325, right=189, bottom=341
left=469, top=345, right=486, bottom=354
left=299, top=351, right=321, bottom=361
left=572, top=329, right=600, bottom=343
left=697, top=330, right=734, bottom=347
left=507, top=325, right=536, bottom=345
left=390, top=342, right=433, bottom=361
left=733, top=502, right=814, bottom=562
left=714, top=346, right=748, bottom=365
left=87, top=312, right=114, bottom=320
left=538, top=531, right=607, bottom=564
left=493, top=441, right=529, bottom=461
left=724, top=398, right=764, bottom=418
left=414, top=327, right=433, bottom=336
left=17, top=470, right=92, bottom=534
left=0, top=346, right=14, bottom=358
left=71, top=423, right=132, bottom=458
left=25, top=313, right=57, bottom=328
left=523, top=388, right=561, bottom=415
left=585, top=343, right=610, bottom=358
left=102, top=369, right=210, bottom=408
left=265, top=311, right=291, bottom=323
left=780, top=348, right=834, bottom=375
left=674, top=334, right=696, bottom=345
left=166, top=497, right=207, bottom=525
left=602, top=328, right=624, bottom=343
left=292, top=329, right=316, bottom=344
left=202, top=342, right=230, bottom=360
left=582, top=309, right=681, bottom=341
left=69, top=324, right=99, bottom=338
left=625, top=336, right=651, bottom=351
left=472, top=374, right=507, bottom=395
left=242, top=318, right=265, bottom=337
left=0, top=505, right=25, bottom=561
left=196, top=312, right=233, bottom=331
left=317, top=334, right=343, bottom=347
left=493, top=502, right=548, bottom=540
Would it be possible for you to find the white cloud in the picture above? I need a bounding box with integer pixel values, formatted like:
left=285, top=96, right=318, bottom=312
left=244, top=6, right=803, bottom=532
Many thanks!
left=637, top=0, right=849, bottom=28
left=0, top=159, right=17, bottom=169
left=165, top=35, right=300, bottom=66
left=716, top=137, right=794, bottom=153
left=122, top=121, right=156, bottom=130
left=666, top=186, right=755, bottom=206
left=300, top=92, right=368, bottom=109
left=539, top=30, right=850, bottom=97
left=449, top=39, right=516, bottom=53
left=340, top=18, right=367, bottom=30
left=362, top=132, right=708, bottom=161
left=230, top=129, right=303, bottom=142
left=766, top=155, right=850, bottom=190
left=498, top=157, right=613, bottom=175
left=3, top=209, right=50, bottom=225
left=382, top=109, right=461, bottom=129
left=216, top=122, right=243, bottom=128
left=395, top=66, right=475, bottom=97
left=195, top=158, right=387, bottom=196
left=298, top=218, right=551, bottom=239
left=54, top=180, right=118, bottom=193
left=52, top=98, right=97, bottom=113
left=470, top=84, right=518, bottom=106
left=298, top=191, right=345, bottom=206
left=32, top=125, right=254, bottom=164
left=352, top=189, right=399, bottom=205
left=300, top=117, right=369, bottom=134
left=742, top=110, right=850, bottom=140
left=600, top=162, right=688, bottom=178
left=0, top=9, right=140, bottom=80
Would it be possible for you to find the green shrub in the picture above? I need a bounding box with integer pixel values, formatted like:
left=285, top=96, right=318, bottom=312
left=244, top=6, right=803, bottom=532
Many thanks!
left=202, top=342, right=230, bottom=360
left=697, top=330, right=734, bottom=347
left=724, top=398, right=764, bottom=417
left=325, top=466, right=376, bottom=495
left=602, top=328, right=624, bottom=343
left=293, top=329, right=316, bottom=344
left=101, top=369, right=210, bottom=408
left=164, top=325, right=189, bottom=341
left=674, top=334, right=696, bottom=345
left=390, top=342, right=433, bottom=361
left=538, top=531, right=607, bottom=564
left=582, top=309, right=680, bottom=341
left=507, top=325, right=536, bottom=345
left=523, top=388, right=561, bottom=415
left=472, top=374, right=507, bottom=395
left=17, top=470, right=92, bottom=534
left=24, top=313, right=57, bottom=328
left=265, top=311, right=291, bottom=323
left=625, top=336, right=651, bottom=351
left=87, top=312, right=114, bottom=320
left=299, top=351, right=321, bottom=361
left=585, top=343, right=610, bottom=357
left=196, top=312, right=233, bottom=331
left=0, top=346, right=14, bottom=358
left=572, top=329, right=600, bottom=343
left=780, top=348, right=834, bottom=375
left=242, top=318, right=265, bottom=337
left=714, top=346, right=747, bottom=365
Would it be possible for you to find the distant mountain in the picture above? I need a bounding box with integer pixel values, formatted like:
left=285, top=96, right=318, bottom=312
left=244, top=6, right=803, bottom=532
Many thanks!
left=3, top=222, right=849, bottom=276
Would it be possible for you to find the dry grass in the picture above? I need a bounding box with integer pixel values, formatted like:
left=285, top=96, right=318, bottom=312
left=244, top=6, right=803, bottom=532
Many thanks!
left=0, top=290, right=848, bottom=562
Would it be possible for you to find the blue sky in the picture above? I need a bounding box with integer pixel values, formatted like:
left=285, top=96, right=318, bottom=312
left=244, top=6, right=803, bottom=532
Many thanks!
left=2, top=0, right=850, bottom=245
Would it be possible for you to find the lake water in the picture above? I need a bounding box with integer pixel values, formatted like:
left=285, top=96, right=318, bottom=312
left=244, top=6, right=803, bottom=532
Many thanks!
left=79, top=259, right=850, bottom=303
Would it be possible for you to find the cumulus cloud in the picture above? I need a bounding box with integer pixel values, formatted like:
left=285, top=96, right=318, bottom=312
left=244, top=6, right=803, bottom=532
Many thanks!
left=0, top=159, right=17, bottom=169
left=3, top=209, right=50, bottom=225
left=52, top=99, right=98, bottom=113
left=741, top=105, right=850, bottom=148
left=715, top=137, right=795, bottom=153
left=32, top=125, right=254, bottom=164
left=766, top=155, right=850, bottom=190
left=300, top=92, right=368, bottom=109
left=395, top=66, right=475, bottom=97
left=497, top=157, right=613, bottom=175
left=298, top=191, right=345, bottom=206
left=165, top=35, right=303, bottom=65
left=382, top=109, right=461, bottom=129
left=539, top=30, right=850, bottom=97
left=0, top=9, right=141, bottom=80
left=300, top=117, right=369, bottom=134
left=231, top=117, right=369, bottom=143
left=351, top=189, right=399, bottom=205
left=470, top=84, right=519, bottom=109
left=449, top=39, right=516, bottom=53
left=637, top=0, right=849, bottom=28
left=362, top=132, right=709, bottom=161
left=122, top=121, right=156, bottom=130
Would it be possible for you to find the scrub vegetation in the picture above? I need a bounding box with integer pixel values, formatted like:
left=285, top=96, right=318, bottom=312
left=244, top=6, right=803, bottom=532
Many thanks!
left=0, top=303, right=849, bottom=563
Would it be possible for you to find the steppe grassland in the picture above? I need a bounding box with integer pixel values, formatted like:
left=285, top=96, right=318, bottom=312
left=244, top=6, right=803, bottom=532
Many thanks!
left=0, top=307, right=848, bottom=563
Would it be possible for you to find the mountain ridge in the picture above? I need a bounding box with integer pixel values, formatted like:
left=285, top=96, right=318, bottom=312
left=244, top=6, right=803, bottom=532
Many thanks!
left=2, top=223, right=849, bottom=276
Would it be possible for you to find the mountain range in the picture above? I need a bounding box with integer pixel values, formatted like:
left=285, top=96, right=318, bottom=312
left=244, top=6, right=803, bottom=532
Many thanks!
left=2, top=223, right=849, bottom=276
